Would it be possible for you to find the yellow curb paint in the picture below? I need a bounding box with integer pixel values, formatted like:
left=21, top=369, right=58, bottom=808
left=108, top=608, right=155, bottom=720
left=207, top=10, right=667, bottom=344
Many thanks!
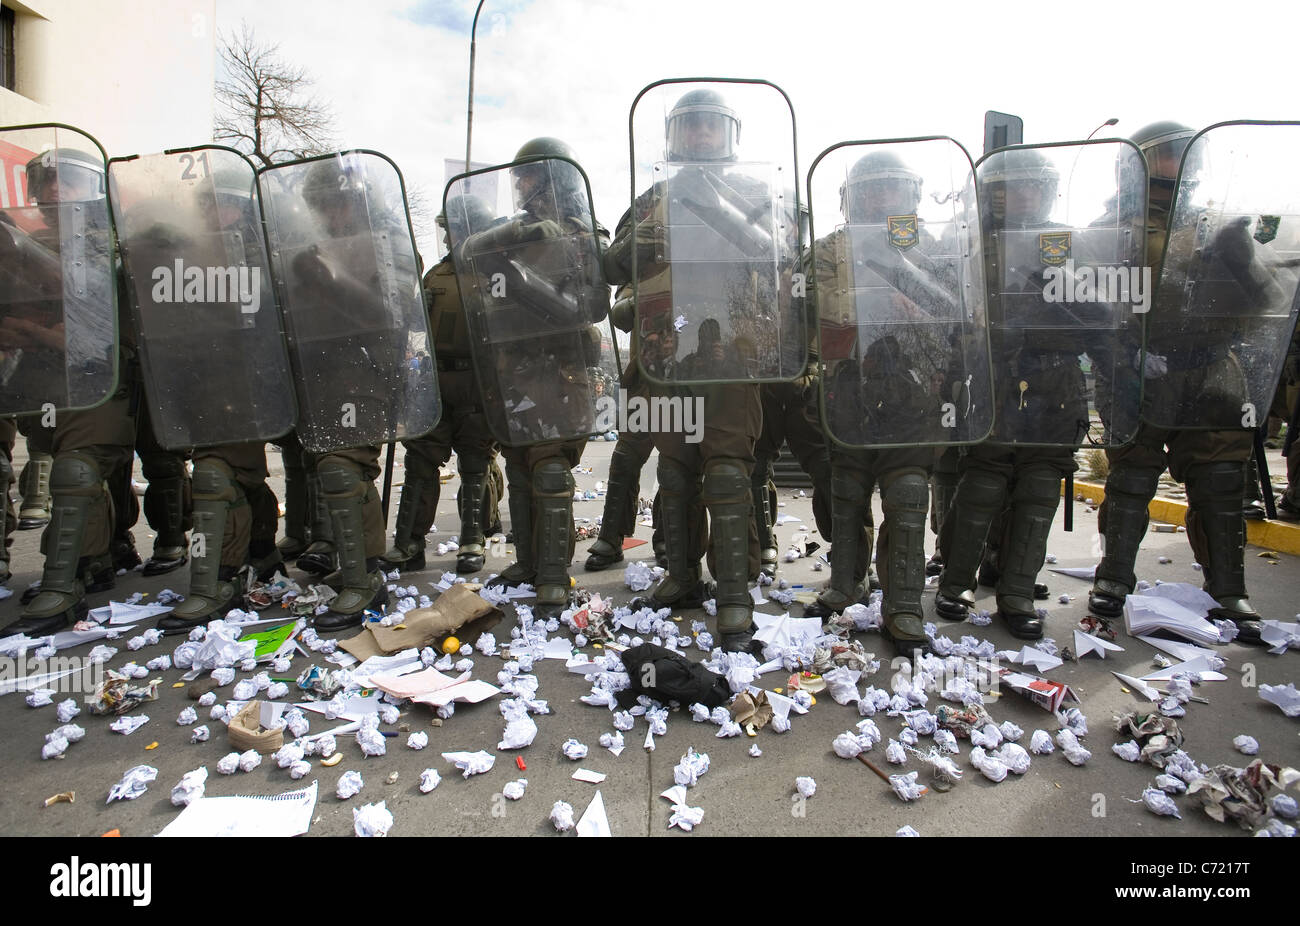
left=1072, top=480, right=1300, bottom=557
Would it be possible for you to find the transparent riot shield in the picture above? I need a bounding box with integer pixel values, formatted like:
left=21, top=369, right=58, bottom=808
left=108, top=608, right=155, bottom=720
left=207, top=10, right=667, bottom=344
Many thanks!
left=976, top=139, right=1147, bottom=448
left=108, top=146, right=294, bottom=450
left=627, top=78, right=803, bottom=384
left=1144, top=121, right=1300, bottom=431
left=0, top=124, right=117, bottom=416
left=809, top=137, right=992, bottom=449
left=444, top=156, right=612, bottom=446
left=258, top=151, right=438, bottom=454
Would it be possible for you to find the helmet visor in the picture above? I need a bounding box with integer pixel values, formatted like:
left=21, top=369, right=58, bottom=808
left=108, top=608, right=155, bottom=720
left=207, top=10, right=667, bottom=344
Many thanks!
left=26, top=158, right=105, bottom=204
left=667, top=109, right=739, bottom=161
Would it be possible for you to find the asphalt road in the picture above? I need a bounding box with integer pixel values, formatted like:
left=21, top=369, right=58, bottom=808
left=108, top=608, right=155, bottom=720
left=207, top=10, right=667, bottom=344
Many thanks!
left=1, top=438, right=1296, bottom=840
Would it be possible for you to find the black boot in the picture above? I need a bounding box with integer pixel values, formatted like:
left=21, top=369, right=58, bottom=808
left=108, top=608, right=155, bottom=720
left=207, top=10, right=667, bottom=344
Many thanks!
left=935, top=468, right=1006, bottom=621
left=1088, top=462, right=1161, bottom=618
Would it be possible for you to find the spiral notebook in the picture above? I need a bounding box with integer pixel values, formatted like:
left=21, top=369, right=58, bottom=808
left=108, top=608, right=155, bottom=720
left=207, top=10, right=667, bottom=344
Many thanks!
left=157, top=781, right=318, bottom=837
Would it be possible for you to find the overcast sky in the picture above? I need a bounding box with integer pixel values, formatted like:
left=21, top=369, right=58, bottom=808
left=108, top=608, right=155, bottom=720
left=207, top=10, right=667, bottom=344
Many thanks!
left=216, top=0, right=1299, bottom=260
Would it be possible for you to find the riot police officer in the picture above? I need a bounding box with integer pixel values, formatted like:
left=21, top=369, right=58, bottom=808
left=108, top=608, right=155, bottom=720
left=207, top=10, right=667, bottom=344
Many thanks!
left=1088, top=121, right=1289, bottom=645
left=379, top=193, right=505, bottom=576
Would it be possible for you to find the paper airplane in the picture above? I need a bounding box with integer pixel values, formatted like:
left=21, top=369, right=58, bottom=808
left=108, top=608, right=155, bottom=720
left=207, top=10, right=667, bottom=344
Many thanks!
left=1112, top=672, right=1162, bottom=701
left=1011, top=646, right=1063, bottom=672
left=1073, top=629, right=1124, bottom=659
left=1141, top=656, right=1227, bottom=683
left=91, top=601, right=173, bottom=626
left=1137, top=635, right=1224, bottom=665
left=1048, top=565, right=1098, bottom=580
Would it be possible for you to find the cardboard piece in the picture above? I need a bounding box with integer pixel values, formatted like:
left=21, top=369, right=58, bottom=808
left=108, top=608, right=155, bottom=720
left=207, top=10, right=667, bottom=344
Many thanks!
left=228, top=700, right=284, bottom=754
left=340, top=584, right=501, bottom=661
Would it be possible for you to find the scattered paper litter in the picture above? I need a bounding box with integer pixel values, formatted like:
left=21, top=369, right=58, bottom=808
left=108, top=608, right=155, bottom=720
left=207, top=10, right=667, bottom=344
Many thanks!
left=660, top=785, right=704, bottom=832
left=170, top=768, right=208, bottom=807
left=442, top=750, right=495, bottom=778
left=336, top=770, right=363, bottom=799
left=109, top=714, right=150, bottom=735
left=550, top=800, right=575, bottom=832
left=158, top=782, right=318, bottom=837
left=107, top=765, right=157, bottom=803
left=576, top=790, right=612, bottom=837
left=353, top=801, right=394, bottom=837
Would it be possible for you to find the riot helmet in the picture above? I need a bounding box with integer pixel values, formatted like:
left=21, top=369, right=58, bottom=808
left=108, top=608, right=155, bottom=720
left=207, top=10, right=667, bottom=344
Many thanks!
left=438, top=192, right=494, bottom=245
left=666, top=88, right=740, bottom=162
left=196, top=157, right=258, bottom=229
left=841, top=150, right=922, bottom=224
left=979, top=147, right=1059, bottom=226
left=301, top=154, right=373, bottom=235
left=1131, top=121, right=1195, bottom=184
left=25, top=147, right=106, bottom=206
left=1131, top=121, right=1196, bottom=211
left=510, top=137, right=587, bottom=217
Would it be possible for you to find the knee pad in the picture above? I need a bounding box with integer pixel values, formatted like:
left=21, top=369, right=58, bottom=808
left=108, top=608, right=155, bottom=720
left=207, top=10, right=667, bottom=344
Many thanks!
left=318, top=460, right=365, bottom=498
left=192, top=459, right=239, bottom=503
left=1108, top=465, right=1162, bottom=501
left=883, top=470, right=929, bottom=513
left=960, top=468, right=1007, bottom=510
left=141, top=451, right=187, bottom=481
left=702, top=458, right=749, bottom=505
left=533, top=458, right=574, bottom=497
left=831, top=468, right=870, bottom=507
left=50, top=452, right=102, bottom=497
left=455, top=451, right=490, bottom=478
left=1187, top=461, right=1245, bottom=501
left=1013, top=466, right=1063, bottom=507
left=609, top=443, right=643, bottom=475
left=657, top=456, right=695, bottom=494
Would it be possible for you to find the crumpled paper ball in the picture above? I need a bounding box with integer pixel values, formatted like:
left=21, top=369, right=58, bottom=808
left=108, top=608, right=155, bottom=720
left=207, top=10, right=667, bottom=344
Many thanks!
left=550, top=800, right=575, bottom=832
left=353, top=801, right=393, bottom=836
left=1141, top=786, right=1181, bottom=818
left=502, top=779, right=527, bottom=801
left=336, top=770, right=364, bottom=799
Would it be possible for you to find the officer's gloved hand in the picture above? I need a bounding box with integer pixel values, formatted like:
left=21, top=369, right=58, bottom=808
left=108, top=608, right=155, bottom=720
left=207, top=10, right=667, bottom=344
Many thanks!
left=291, top=245, right=335, bottom=288
left=1214, top=216, right=1257, bottom=273
left=518, top=219, right=565, bottom=242
left=1136, top=350, right=1168, bottom=379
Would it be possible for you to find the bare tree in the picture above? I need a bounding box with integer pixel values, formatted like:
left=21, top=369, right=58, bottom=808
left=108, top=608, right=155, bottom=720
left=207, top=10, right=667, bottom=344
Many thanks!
left=214, top=24, right=336, bottom=167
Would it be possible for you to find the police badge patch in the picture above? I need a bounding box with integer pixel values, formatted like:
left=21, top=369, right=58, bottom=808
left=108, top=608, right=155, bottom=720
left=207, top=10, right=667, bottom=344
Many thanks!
left=1254, top=215, right=1280, bottom=244
left=887, top=214, right=919, bottom=250
left=1039, top=231, right=1071, bottom=266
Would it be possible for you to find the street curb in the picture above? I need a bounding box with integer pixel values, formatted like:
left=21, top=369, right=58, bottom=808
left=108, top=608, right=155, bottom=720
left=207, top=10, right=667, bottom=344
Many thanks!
left=1072, top=480, right=1300, bottom=556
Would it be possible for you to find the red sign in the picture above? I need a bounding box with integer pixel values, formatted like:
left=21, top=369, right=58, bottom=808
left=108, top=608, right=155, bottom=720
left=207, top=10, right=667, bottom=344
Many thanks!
left=0, top=138, right=36, bottom=210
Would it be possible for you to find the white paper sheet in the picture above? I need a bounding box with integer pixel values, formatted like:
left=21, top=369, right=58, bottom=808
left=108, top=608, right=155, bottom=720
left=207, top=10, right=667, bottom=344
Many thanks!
left=576, top=790, right=611, bottom=837
left=157, top=781, right=317, bottom=837
left=1124, top=594, right=1220, bottom=645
